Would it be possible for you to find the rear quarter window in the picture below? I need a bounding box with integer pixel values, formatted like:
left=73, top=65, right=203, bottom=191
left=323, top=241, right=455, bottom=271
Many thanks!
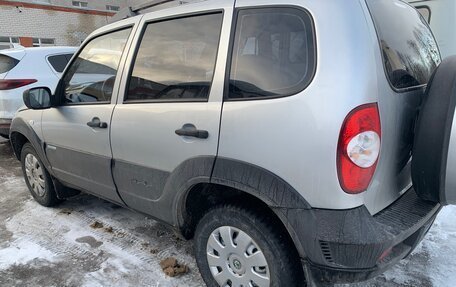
left=48, top=53, right=74, bottom=73
left=366, top=0, right=440, bottom=91
left=227, top=7, right=316, bottom=100
left=0, top=54, right=19, bottom=74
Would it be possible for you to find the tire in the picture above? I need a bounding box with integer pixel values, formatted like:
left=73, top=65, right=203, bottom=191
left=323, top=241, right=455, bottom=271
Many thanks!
left=21, top=143, right=61, bottom=207
left=194, top=205, right=305, bottom=287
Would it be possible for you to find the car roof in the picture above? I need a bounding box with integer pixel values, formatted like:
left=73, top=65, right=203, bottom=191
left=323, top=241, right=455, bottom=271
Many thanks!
left=88, top=0, right=223, bottom=38
left=0, top=46, right=77, bottom=58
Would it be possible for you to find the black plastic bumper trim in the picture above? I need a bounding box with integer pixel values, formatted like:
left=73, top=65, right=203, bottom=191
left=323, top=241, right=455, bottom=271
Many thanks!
left=282, top=187, right=440, bottom=284
left=302, top=207, right=438, bottom=284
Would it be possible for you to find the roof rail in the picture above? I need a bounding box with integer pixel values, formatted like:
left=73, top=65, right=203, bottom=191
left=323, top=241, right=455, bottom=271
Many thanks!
left=110, top=0, right=200, bottom=23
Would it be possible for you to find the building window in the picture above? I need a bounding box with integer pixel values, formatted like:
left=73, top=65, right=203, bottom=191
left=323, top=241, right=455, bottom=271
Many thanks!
left=33, top=38, right=56, bottom=47
left=106, top=5, right=120, bottom=11
left=0, top=36, right=19, bottom=50
left=72, top=1, right=88, bottom=8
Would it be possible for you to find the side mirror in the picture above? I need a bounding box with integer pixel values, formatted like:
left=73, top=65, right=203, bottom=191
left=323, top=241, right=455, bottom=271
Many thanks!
left=23, top=87, right=52, bottom=110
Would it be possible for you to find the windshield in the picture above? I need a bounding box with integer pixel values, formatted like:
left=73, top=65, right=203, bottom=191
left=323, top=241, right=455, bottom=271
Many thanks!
left=366, top=0, right=441, bottom=90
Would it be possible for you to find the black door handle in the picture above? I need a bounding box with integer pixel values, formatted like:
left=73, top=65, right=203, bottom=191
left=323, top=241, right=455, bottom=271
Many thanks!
left=175, top=124, right=208, bottom=139
left=87, top=117, right=108, bottom=129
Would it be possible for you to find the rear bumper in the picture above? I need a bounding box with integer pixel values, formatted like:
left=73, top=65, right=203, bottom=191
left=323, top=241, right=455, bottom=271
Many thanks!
left=0, top=118, right=12, bottom=136
left=285, top=187, right=440, bottom=285
left=305, top=212, right=436, bottom=285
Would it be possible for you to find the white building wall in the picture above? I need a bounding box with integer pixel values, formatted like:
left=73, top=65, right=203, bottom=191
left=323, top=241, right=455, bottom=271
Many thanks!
left=0, top=4, right=111, bottom=46
left=5, top=0, right=131, bottom=12
left=0, top=0, right=204, bottom=48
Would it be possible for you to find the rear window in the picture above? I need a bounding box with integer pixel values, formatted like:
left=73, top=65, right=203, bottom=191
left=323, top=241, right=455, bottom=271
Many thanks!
left=48, top=53, right=74, bottom=73
left=0, top=54, right=19, bottom=74
left=366, top=0, right=440, bottom=90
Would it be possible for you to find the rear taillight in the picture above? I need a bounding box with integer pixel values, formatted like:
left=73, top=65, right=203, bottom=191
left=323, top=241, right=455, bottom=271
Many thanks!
left=0, top=79, right=37, bottom=90
left=337, top=103, right=381, bottom=194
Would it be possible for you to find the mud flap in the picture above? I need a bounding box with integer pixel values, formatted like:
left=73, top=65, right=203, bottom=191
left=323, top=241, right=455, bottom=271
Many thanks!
left=412, top=56, right=456, bottom=205
left=52, top=178, right=81, bottom=199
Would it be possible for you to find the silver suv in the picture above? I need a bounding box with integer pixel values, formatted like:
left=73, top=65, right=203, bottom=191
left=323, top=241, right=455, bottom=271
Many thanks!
left=9, top=0, right=455, bottom=286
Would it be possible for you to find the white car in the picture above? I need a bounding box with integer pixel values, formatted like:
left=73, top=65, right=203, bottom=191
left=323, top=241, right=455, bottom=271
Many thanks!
left=0, top=46, right=76, bottom=138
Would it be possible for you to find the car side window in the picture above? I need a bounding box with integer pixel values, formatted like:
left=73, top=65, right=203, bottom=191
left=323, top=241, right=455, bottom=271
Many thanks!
left=48, top=53, right=74, bottom=73
left=125, top=13, right=223, bottom=102
left=228, top=7, right=315, bottom=100
left=62, top=28, right=131, bottom=104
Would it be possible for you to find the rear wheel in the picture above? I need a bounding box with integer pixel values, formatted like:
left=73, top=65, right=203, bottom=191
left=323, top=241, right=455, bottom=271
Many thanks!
left=21, top=143, right=60, bottom=207
left=194, top=205, right=305, bottom=287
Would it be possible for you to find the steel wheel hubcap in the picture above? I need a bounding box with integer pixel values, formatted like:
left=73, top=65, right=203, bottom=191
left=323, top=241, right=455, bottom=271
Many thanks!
left=25, top=154, right=45, bottom=197
left=206, top=226, right=270, bottom=287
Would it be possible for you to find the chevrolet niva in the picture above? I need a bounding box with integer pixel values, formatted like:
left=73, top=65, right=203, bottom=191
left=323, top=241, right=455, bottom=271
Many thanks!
left=9, top=0, right=456, bottom=286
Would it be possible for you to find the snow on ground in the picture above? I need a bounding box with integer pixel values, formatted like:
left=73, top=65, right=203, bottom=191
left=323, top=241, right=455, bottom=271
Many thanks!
left=384, top=206, right=456, bottom=287
left=0, top=238, right=56, bottom=270
left=1, top=137, right=456, bottom=287
left=0, top=139, right=203, bottom=287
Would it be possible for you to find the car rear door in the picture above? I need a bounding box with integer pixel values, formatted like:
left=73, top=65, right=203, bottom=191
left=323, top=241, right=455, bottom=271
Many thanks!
left=41, top=19, right=139, bottom=204
left=110, top=2, right=233, bottom=215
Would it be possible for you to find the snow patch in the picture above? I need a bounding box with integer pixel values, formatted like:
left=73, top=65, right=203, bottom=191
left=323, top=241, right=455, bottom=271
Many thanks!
left=421, top=206, right=456, bottom=287
left=0, top=239, right=56, bottom=270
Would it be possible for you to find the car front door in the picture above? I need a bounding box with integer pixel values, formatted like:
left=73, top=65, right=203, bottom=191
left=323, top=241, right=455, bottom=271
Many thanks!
left=109, top=2, right=233, bottom=216
left=42, top=21, right=137, bottom=203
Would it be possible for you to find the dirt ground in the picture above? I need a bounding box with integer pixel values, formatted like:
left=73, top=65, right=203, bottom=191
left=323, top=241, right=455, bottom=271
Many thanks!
left=1, top=137, right=456, bottom=287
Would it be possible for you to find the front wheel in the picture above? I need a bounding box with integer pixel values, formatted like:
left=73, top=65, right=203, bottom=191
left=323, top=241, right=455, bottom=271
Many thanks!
left=21, top=143, right=60, bottom=207
left=194, top=205, right=305, bottom=287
